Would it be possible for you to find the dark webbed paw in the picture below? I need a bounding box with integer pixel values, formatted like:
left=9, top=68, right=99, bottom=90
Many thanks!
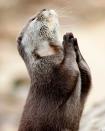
left=63, top=32, right=82, bottom=63
left=73, top=38, right=78, bottom=51
left=73, top=38, right=82, bottom=62
left=62, top=32, right=77, bottom=68
left=63, top=33, right=74, bottom=50
left=63, top=32, right=78, bottom=52
left=63, top=32, right=74, bottom=43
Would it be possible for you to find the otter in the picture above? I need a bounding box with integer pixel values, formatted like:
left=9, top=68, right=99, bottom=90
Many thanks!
left=17, top=9, right=91, bottom=131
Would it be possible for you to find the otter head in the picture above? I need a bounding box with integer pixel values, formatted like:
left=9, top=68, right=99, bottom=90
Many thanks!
left=17, top=9, right=62, bottom=59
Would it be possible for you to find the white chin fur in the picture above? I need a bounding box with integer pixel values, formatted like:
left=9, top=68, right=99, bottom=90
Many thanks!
left=21, top=10, right=62, bottom=57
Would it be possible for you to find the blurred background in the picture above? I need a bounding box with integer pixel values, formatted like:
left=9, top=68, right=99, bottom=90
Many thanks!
left=0, top=0, right=105, bottom=130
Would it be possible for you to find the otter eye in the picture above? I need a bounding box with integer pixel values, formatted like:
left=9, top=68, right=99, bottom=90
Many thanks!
left=30, top=17, right=36, bottom=21
left=42, top=9, right=47, bottom=12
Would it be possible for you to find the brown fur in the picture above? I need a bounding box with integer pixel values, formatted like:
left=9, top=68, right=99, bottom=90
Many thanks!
left=17, top=32, right=91, bottom=131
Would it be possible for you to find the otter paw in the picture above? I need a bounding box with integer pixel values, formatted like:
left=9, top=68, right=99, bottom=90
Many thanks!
left=73, top=38, right=79, bottom=52
left=73, top=38, right=82, bottom=62
left=63, top=33, right=75, bottom=51
left=63, top=32, right=74, bottom=43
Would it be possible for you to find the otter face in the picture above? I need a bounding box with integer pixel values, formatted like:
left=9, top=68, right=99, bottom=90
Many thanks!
left=17, top=9, right=61, bottom=57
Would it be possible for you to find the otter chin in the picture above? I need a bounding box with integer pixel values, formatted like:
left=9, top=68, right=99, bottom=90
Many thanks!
left=18, top=9, right=62, bottom=57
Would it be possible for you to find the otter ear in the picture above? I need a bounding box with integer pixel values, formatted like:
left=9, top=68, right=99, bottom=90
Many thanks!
left=17, top=34, right=23, bottom=45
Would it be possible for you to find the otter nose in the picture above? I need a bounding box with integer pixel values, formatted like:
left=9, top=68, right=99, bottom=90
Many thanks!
left=49, top=10, right=57, bottom=16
